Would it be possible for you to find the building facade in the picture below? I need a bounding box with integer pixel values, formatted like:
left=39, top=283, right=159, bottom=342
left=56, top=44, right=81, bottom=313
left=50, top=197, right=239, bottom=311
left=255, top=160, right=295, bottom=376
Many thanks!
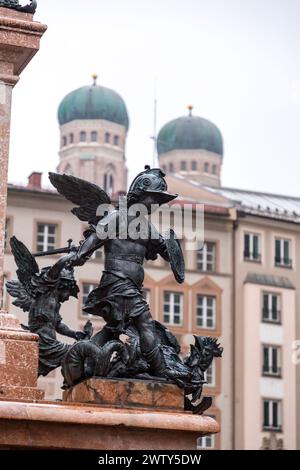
left=3, top=79, right=299, bottom=450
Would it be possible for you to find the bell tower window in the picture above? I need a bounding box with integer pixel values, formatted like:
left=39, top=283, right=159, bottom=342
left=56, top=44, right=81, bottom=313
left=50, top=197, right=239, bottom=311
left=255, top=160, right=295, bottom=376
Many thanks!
left=181, top=161, right=187, bottom=171
left=105, top=132, right=111, bottom=143
left=104, top=173, right=114, bottom=197
left=114, top=135, right=119, bottom=146
left=80, top=131, right=87, bottom=142
left=91, top=131, right=98, bottom=142
left=69, top=133, right=74, bottom=144
left=204, top=162, right=209, bottom=173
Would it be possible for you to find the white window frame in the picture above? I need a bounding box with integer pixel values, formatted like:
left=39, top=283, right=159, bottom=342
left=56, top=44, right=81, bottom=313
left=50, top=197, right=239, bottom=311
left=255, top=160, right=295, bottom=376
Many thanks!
left=81, top=282, right=98, bottom=317
left=197, top=434, right=215, bottom=449
left=143, top=289, right=151, bottom=304
left=263, top=345, right=281, bottom=377
left=244, top=232, right=261, bottom=262
left=37, top=223, right=57, bottom=252
left=204, top=361, right=216, bottom=387
left=274, top=237, right=292, bottom=268
left=163, top=291, right=183, bottom=326
left=197, top=242, right=216, bottom=272
left=263, top=399, right=282, bottom=431
left=262, top=292, right=281, bottom=324
left=196, top=295, right=216, bottom=329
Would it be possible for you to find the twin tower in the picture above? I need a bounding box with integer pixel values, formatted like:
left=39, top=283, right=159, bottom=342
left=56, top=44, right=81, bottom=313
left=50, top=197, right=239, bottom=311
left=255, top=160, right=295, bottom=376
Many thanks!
left=57, top=77, right=224, bottom=196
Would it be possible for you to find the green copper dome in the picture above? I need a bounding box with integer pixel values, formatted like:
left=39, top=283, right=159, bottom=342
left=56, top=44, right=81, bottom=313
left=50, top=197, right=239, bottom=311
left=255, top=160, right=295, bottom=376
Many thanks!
left=58, top=82, right=129, bottom=130
left=157, top=111, right=223, bottom=156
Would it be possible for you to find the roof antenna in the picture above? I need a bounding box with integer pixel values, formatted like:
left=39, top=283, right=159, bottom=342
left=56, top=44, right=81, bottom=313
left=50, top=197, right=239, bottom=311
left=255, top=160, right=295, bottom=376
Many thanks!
left=150, top=79, right=158, bottom=168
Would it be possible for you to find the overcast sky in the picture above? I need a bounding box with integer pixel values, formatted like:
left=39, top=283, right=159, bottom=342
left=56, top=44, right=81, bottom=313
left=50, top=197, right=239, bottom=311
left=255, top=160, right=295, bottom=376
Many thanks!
left=8, top=0, right=300, bottom=196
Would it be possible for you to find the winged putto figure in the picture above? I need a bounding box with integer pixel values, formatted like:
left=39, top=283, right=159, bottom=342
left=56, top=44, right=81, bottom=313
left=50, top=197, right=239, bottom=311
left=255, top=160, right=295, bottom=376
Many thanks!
left=6, top=237, right=90, bottom=377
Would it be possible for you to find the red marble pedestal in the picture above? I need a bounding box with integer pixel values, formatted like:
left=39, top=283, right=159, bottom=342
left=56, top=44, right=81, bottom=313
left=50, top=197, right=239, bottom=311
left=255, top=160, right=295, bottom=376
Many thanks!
left=0, top=314, right=44, bottom=401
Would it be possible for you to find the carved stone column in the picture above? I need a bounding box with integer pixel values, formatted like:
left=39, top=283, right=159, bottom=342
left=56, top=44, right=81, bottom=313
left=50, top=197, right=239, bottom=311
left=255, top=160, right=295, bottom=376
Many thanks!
left=0, top=6, right=46, bottom=400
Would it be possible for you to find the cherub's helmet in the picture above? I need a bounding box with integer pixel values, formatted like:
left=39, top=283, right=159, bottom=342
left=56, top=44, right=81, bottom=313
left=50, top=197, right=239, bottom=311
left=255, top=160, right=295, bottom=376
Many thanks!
left=127, top=166, right=177, bottom=206
left=40, top=266, right=79, bottom=299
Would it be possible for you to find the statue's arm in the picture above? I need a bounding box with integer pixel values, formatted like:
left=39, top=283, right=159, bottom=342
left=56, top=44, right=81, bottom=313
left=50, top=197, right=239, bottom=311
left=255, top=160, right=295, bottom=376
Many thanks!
left=147, top=224, right=170, bottom=262
left=73, top=231, right=105, bottom=266
left=56, top=320, right=77, bottom=340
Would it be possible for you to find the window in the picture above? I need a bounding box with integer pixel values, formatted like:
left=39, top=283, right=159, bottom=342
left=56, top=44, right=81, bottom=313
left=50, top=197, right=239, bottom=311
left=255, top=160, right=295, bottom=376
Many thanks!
left=80, top=131, right=86, bottom=142
left=62, top=136, right=67, bottom=147
left=36, top=223, right=57, bottom=252
left=81, top=283, right=98, bottom=315
left=196, top=295, right=216, bottom=329
left=169, top=162, right=174, bottom=173
left=263, top=399, right=282, bottom=431
left=163, top=291, right=183, bottom=326
left=191, top=161, right=197, bottom=171
left=263, top=345, right=281, bottom=377
left=113, top=135, right=119, bottom=146
left=262, top=293, right=281, bottom=324
left=204, top=361, right=216, bottom=387
left=212, top=164, right=217, bottom=175
left=91, top=131, right=98, bottom=142
left=275, top=238, right=292, bottom=268
left=162, top=165, right=167, bottom=173
left=204, top=162, right=209, bottom=172
left=4, top=218, right=11, bottom=251
left=69, top=133, right=74, bottom=144
left=197, top=242, right=216, bottom=272
left=197, top=435, right=215, bottom=449
left=180, top=161, right=187, bottom=171
left=1, top=274, right=8, bottom=310
left=104, top=173, right=114, bottom=197
left=105, top=132, right=111, bottom=143
left=244, top=233, right=261, bottom=262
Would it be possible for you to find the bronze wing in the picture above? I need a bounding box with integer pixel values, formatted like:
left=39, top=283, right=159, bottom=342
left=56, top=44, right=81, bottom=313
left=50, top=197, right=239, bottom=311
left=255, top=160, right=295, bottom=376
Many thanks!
left=49, top=172, right=111, bottom=226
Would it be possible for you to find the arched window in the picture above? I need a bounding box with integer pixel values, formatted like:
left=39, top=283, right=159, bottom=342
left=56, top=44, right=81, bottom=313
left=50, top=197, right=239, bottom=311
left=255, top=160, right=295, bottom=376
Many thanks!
left=191, top=161, right=197, bottom=171
left=105, top=132, right=111, bottom=143
left=62, top=136, right=67, bottom=147
left=180, top=161, right=187, bottom=171
left=212, top=164, right=217, bottom=175
left=91, top=131, right=98, bottom=142
left=204, top=162, right=209, bottom=173
left=169, top=162, right=174, bottom=173
left=80, top=131, right=86, bottom=142
left=104, top=173, right=114, bottom=197
left=69, top=133, right=74, bottom=144
left=64, top=164, right=73, bottom=176
left=104, top=164, right=115, bottom=197
left=114, top=135, right=119, bottom=146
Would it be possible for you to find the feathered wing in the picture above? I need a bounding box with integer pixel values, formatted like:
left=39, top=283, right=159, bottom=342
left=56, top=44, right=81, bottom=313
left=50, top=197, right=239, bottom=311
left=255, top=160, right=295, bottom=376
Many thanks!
left=10, top=236, right=39, bottom=289
left=6, top=280, right=33, bottom=313
left=6, top=237, right=40, bottom=312
left=49, top=173, right=111, bottom=225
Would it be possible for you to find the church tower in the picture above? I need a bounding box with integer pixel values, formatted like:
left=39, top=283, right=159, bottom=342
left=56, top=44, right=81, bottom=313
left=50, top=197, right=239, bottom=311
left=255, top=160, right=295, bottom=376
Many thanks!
left=157, top=106, right=223, bottom=187
left=57, top=75, right=129, bottom=196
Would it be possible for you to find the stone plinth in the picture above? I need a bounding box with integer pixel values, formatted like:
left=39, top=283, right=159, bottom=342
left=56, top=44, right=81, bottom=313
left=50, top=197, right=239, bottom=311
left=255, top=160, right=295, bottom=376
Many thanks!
left=0, top=400, right=220, bottom=450
left=0, top=315, right=44, bottom=401
left=63, top=377, right=185, bottom=411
